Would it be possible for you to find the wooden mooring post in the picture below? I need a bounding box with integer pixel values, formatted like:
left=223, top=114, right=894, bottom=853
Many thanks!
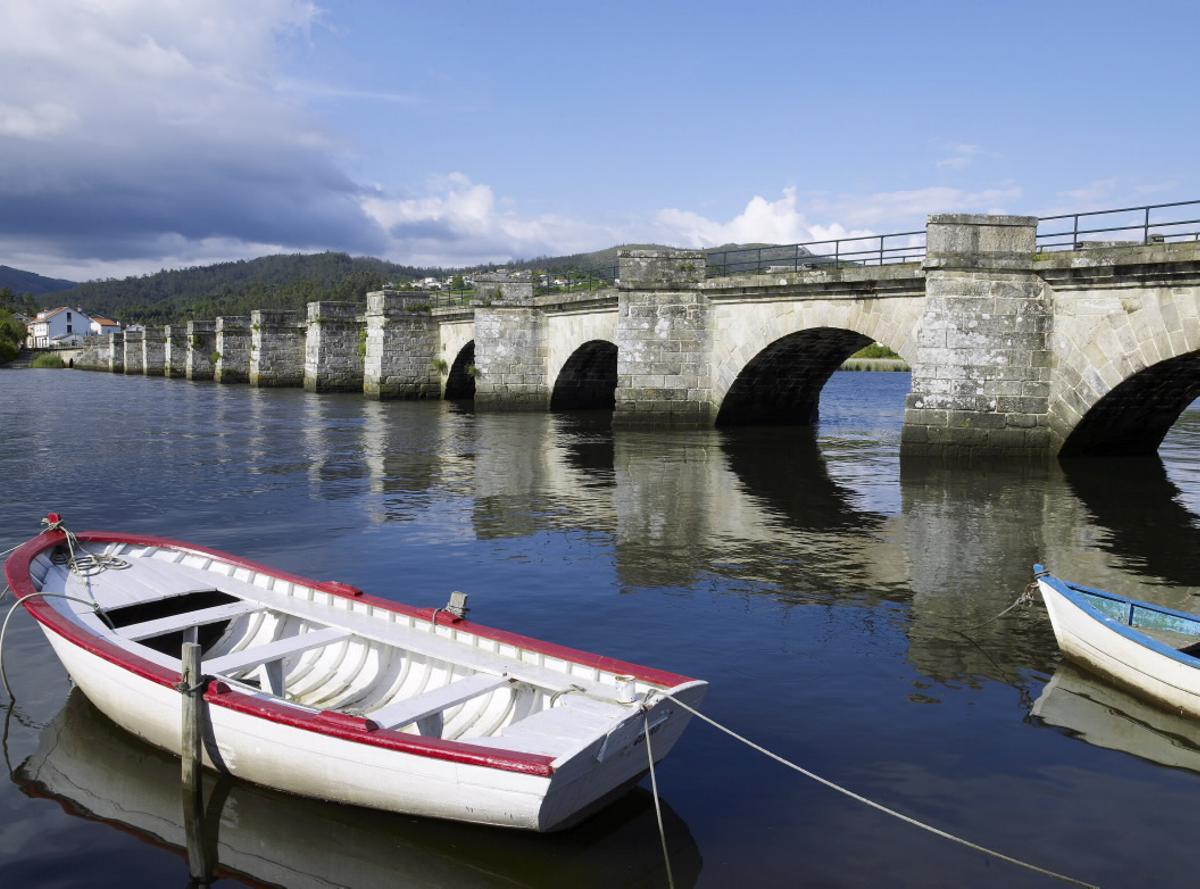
left=180, top=641, right=214, bottom=884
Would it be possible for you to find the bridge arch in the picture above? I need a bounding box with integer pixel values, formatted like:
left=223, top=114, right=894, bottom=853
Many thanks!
left=710, top=299, right=921, bottom=426
left=550, top=340, right=618, bottom=410
left=444, top=340, right=475, bottom=400
left=1050, top=291, right=1200, bottom=455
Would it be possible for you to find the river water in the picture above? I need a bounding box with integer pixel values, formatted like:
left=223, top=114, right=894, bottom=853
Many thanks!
left=1, top=367, right=1199, bottom=888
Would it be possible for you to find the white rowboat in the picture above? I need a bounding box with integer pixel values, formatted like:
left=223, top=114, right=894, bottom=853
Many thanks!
left=4, top=522, right=706, bottom=830
left=1036, top=565, right=1200, bottom=719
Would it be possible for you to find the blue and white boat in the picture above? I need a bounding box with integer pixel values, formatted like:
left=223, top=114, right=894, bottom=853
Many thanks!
left=1036, top=565, right=1200, bottom=717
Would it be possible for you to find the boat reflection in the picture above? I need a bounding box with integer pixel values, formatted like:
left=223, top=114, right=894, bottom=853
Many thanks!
left=15, top=691, right=702, bottom=889
left=1031, top=662, right=1200, bottom=774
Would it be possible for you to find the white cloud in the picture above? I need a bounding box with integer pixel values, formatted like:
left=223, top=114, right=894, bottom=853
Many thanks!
left=936, top=143, right=982, bottom=170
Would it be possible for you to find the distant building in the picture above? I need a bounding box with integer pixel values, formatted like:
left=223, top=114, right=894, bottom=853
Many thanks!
left=25, top=306, right=94, bottom=348
left=89, top=315, right=121, bottom=336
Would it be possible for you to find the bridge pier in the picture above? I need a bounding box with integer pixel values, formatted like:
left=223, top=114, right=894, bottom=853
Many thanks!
left=250, top=310, right=305, bottom=387
left=474, top=304, right=550, bottom=410
left=185, top=321, right=215, bottom=381
left=214, top=316, right=250, bottom=383
left=304, top=302, right=364, bottom=392
left=122, top=331, right=144, bottom=375
left=163, top=325, right=187, bottom=377
left=903, top=215, right=1052, bottom=457
left=103, top=332, right=124, bottom=373
left=142, top=327, right=165, bottom=376
left=363, top=291, right=441, bottom=399
left=614, top=249, right=712, bottom=426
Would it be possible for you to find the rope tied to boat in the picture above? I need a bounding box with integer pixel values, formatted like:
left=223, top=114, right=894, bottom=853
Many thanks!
left=641, top=706, right=675, bottom=889
left=958, top=580, right=1042, bottom=633
left=640, top=690, right=1099, bottom=889
left=43, top=515, right=130, bottom=578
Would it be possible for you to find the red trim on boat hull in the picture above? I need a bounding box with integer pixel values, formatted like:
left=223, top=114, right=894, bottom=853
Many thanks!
left=4, top=527, right=697, bottom=778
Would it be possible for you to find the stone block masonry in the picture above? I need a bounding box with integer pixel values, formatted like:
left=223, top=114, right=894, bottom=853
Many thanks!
left=214, top=316, right=251, bottom=383
left=104, top=332, right=125, bottom=373
left=142, top=327, right=165, bottom=376
left=363, top=291, right=441, bottom=399
left=122, top=330, right=145, bottom=375
left=902, top=215, right=1052, bottom=457
left=614, top=249, right=713, bottom=426
left=250, top=310, right=305, bottom=387
left=304, top=302, right=365, bottom=392
left=163, top=325, right=187, bottom=377
left=473, top=304, right=548, bottom=409
left=186, top=321, right=216, bottom=381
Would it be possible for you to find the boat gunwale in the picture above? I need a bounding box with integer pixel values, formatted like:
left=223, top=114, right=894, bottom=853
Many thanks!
left=5, top=528, right=697, bottom=777
left=1035, top=565, right=1200, bottom=673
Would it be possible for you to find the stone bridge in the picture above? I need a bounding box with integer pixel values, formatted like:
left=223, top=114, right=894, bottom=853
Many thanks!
left=73, top=213, right=1200, bottom=458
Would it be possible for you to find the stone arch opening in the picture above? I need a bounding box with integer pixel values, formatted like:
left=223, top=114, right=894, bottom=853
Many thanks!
left=444, top=341, right=475, bottom=400
left=716, top=327, right=881, bottom=426
left=1060, top=350, right=1200, bottom=456
left=550, top=340, right=618, bottom=410
left=67, top=358, right=74, bottom=368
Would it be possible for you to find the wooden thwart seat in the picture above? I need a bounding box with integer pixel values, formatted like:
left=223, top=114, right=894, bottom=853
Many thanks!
left=204, top=627, right=351, bottom=677
left=117, top=600, right=259, bottom=641
left=366, top=672, right=512, bottom=736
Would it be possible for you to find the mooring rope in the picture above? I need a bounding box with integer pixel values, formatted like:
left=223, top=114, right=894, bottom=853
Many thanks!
left=0, top=592, right=110, bottom=702
left=643, top=713, right=676, bottom=889
left=645, top=692, right=1099, bottom=889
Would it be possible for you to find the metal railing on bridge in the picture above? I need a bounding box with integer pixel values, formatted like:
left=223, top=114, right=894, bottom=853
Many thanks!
left=705, top=231, right=926, bottom=277
left=702, top=198, right=1200, bottom=277
left=1035, top=198, right=1200, bottom=252
left=396, top=200, right=1200, bottom=296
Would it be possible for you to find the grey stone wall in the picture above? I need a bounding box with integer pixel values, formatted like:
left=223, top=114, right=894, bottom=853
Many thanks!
left=614, top=249, right=713, bottom=426
left=473, top=305, right=548, bottom=409
left=163, top=325, right=187, bottom=377
left=250, top=310, right=305, bottom=387
left=142, top=327, right=165, bottom=376
left=363, top=291, right=441, bottom=399
left=104, top=333, right=124, bottom=373
left=74, top=339, right=106, bottom=370
left=122, top=331, right=145, bottom=375
left=214, top=316, right=250, bottom=383
left=304, top=302, right=364, bottom=392
left=903, top=215, right=1052, bottom=457
left=186, top=321, right=215, bottom=381
left=474, top=272, right=534, bottom=304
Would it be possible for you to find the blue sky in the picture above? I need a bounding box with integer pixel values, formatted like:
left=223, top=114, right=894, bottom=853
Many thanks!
left=1, top=0, right=1196, bottom=279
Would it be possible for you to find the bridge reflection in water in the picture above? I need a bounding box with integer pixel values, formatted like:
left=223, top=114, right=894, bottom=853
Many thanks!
left=14, top=692, right=701, bottom=889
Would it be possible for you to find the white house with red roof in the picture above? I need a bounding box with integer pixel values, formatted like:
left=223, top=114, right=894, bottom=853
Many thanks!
left=25, top=306, right=94, bottom=348
left=89, top=314, right=121, bottom=336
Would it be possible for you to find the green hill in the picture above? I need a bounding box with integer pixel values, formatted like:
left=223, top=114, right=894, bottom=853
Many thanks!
left=34, top=240, right=824, bottom=326
left=0, top=265, right=77, bottom=296
left=47, top=252, right=436, bottom=325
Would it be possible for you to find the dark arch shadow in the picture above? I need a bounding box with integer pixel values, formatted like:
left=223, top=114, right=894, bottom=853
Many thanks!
left=716, top=327, right=874, bottom=426
left=67, top=358, right=74, bottom=368
left=1060, top=456, right=1200, bottom=586
left=720, top=426, right=887, bottom=532
left=550, top=340, right=617, bottom=411
left=444, top=341, right=474, bottom=400
left=1060, top=350, right=1200, bottom=456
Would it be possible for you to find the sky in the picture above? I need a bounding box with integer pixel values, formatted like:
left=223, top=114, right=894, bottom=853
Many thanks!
left=1, top=0, right=1197, bottom=280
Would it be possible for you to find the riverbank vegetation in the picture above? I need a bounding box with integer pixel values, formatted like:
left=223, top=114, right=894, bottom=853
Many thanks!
left=31, top=352, right=66, bottom=369
left=0, top=306, right=26, bottom=366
